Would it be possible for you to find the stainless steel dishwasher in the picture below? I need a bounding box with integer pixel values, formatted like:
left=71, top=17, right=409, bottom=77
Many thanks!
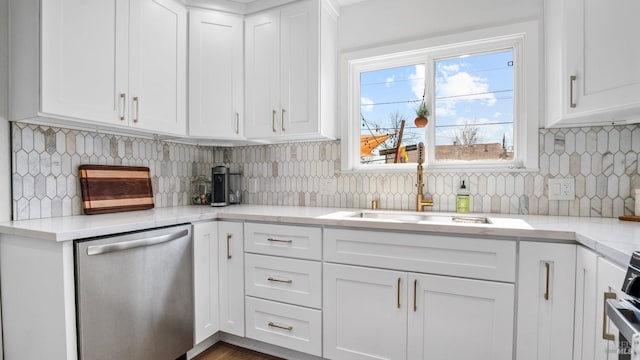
left=75, top=224, right=193, bottom=360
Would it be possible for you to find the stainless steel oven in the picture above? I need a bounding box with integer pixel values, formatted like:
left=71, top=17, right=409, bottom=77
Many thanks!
left=605, top=251, right=640, bottom=360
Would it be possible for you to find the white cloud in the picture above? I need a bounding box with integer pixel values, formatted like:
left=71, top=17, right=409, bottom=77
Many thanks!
left=385, top=76, right=395, bottom=88
left=437, top=72, right=496, bottom=106
left=409, top=65, right=426, bottom=100
left=361, top=97, right=374, bottom=112
left=493, top=112, right=502, bottom=118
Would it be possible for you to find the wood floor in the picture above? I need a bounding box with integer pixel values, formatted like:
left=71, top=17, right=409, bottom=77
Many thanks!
left=194, top=342, right=283, bottom=360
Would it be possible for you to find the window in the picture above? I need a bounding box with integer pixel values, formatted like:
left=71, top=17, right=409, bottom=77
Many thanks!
left=341, top=22, right=539, bottom=172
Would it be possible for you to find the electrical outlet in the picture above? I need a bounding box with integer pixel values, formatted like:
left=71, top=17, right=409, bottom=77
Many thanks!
left=548, top=178, right=575, bottom=200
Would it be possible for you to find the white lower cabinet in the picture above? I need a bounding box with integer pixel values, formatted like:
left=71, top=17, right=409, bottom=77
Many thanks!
left=245, top=297, right=322, bottom=356
left=218, top=221, right=245, bottom=337
left=595, top=257, right=627, bottom=360
left=323, top=263, right=407, bottom=360
left=243, top=222, right=323, bottom=356
left=192, top=220, right=244, bottom=343
left=323, top=263, right=515, bottom=360
left=193, top=221, right=220, bottom=344
left=574, top=246, right=599, bottom=360
left=516, top=242, right=577, bottom=360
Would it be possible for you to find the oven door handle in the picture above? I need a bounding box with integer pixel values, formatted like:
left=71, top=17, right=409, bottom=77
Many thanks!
left=605, top=298, right=640, bottom=342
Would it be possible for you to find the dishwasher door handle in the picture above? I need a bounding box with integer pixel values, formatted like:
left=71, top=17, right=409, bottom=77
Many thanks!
left=87, top=229, right=189, bottom=256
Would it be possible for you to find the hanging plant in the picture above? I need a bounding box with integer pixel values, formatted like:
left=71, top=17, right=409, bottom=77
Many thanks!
left=414, top=101, right=430, bottom=128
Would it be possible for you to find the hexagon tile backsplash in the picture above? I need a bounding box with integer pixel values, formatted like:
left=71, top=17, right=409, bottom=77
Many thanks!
left=11, top=123, right=214, bottom=220
left=214, top=124, right=640, bottom=218
left=11, top=122, right=640, bottom=220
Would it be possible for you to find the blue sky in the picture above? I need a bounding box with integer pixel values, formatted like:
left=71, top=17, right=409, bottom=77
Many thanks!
left=360, top=50, right=514, bottom=160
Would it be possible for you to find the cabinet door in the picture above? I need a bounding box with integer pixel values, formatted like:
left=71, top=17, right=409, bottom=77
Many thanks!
left=40, top=0, right=128, bottom=125
left=279, top=1, right=319, bottom=136
left=218, top=221, right=245, bottom=337
left=564, top=0, right=640, bottom=124
left=408, top=273, right=514, bottom=360
left=574, top=246, right=599, bottom=360
left=188, top=10, right=244, bottom=139
left=245, top=10, right=281, bottom=139
left=516, top=242, right=576, bottom=360
left=595, top=257, right=627, bottom=360
left=129, top=0, right=186, bottom=135
left=192, top=221, right=219, bottom=345
left=324, top=263, right=407, bottom=360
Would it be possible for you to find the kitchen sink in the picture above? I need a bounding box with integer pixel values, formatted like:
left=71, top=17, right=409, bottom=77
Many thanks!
left=319, top=210, right=533, bottom=229
left=350, top=211, right=491, bottom=224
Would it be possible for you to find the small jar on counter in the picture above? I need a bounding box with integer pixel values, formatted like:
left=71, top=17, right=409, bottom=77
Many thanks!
left=191, top=175, right=211, bottom=205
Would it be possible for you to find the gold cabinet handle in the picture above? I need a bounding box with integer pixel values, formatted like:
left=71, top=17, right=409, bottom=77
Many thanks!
left=569, top=75, right=577, bottom=108
left=226, top=233, right=232, bottom=259
left=235, top=112, right=239, bottom=134
left=133, top=96, right=139, bottom=123
left=119, top=93, right=127, bottom=121
left=268, top=322, right=293, bottom=331
left=281, top=108, right=286, bottom=131
left=413, top=279, right=418, bottom=312
left=272, top=110, right=277, bottom=132
left=267, top=277, right=293, bottom=284
left=603, top=292, right=617, bottom=341
left=267, top=237, right=293, bottom=244
left=544, top=262, right=550, bottom=300
left=397, top=277, right=401, bottom=309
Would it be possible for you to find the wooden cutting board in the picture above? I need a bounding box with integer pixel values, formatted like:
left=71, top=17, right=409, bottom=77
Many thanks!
left=79, top=165, right=154, bottom=215
left=619, top=216, right=640, bottom=222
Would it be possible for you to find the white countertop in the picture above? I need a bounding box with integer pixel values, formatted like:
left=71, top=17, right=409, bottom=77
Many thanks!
left=0, top=205, right=638, bottom=266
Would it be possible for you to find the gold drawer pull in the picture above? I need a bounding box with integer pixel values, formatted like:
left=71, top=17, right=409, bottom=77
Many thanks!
left=268, top=322, right=293, bottom=331
left=544, top=262, right=550, bottom=300
left=267, top=237, right=293, bottom=244
left=268, top=277, right=292, bottom=284
left=569, top=75, right=577, bottom=108
left=397, top=277, right=401, bottom=309
left=602, top=292, right=617, bottom=341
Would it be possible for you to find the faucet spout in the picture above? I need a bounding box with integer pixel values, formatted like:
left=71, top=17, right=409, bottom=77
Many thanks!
left=416, top=142, right=433, bottom=211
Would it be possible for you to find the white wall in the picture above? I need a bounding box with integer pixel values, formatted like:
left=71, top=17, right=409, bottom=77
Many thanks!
left=0, top=0, right=8, bottom=356
left=337, top=0, right=542, bottom=52
left=0, top=0, right=9, bottom=223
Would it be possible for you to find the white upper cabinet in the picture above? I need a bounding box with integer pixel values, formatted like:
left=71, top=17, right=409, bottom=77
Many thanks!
left=188, top=10, right=244, bottom=139
left=129, top=0, right=187, bottom=135
left=11, top=0, right=187, bottom=136
left=545, top=0, right=640, bottom=127
left=244, top=0, right=338, bottom=141
left=39, top=0, right=128, bottom=126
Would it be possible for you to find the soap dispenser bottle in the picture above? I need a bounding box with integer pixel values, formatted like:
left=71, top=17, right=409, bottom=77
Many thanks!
left=456, top=180, right=470, bottom=213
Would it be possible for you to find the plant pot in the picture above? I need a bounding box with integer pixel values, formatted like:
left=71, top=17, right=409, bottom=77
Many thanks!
left=414, top=116, right=428, bottom=128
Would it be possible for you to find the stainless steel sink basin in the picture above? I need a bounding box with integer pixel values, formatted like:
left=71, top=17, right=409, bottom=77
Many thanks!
left=318, top=210, right=533, bottom=229
left=349, top=211, right=491, bottom=224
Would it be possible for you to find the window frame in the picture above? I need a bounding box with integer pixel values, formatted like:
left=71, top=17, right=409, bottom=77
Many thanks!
left=340, top=21, right=540, bottom=173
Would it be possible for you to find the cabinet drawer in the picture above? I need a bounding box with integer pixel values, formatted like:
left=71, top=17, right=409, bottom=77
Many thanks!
left=244, top=223, right=321, bottom=260
left=324, top=228, right=516, bottom=282
left=245, top=254, right=321, bottom=309
left=245, top=297, right=322, bottom=356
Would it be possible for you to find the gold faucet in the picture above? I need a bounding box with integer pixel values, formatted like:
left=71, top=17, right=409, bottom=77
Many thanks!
left=416, top=142, right=433, bottom=211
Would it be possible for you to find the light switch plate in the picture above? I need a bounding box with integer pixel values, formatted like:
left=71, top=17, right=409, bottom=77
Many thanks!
left=548, top=178, right=575, bottom=200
